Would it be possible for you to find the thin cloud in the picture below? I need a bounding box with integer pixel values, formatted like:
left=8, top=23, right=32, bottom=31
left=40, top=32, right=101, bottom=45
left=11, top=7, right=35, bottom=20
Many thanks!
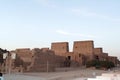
left=34, top=1, right=120, bottom=22
left=56, top=30, right=70, bottom=35
left=71, top=8, right=120, bottom=22
left=56, top=30, right=95, bottom=38
left=71, top=8, right=108, bottom=18
left=35, top=0, right=57, bottom=8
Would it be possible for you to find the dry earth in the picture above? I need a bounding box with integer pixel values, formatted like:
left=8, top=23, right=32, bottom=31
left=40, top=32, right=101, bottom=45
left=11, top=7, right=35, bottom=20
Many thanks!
left=4, top=68, right=119, bottom=80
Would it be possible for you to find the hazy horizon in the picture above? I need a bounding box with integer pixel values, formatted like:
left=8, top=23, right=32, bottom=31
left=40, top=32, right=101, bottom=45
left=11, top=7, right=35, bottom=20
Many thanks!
left=0, top=0, right=120, bottom=59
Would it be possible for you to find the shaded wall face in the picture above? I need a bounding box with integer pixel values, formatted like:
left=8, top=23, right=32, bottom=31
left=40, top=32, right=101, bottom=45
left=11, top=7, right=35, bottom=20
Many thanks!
left=63, top=52, right=78, bottom=67
left=29, top=49, right=56, bottom=72
left=94, top=48, right=103, bottom=61
left=73, top=53, right=86, bottom=66
left=99, top=53, right=108, bottom=61
left=73, top=41, right=94, bottom=55
left=51, top=42, right=69, bottom=55
left=60, top=52, right=86, bottom=67
left=94, top=48, right=103, bottom=55
left=108, top=56, right=118, bottom=66
left=65, top=52, right=74, bottom=60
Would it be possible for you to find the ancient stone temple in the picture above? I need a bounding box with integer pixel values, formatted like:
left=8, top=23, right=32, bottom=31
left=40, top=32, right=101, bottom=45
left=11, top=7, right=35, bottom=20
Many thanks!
left=7, top=40, right=120, bottom=72
left=51, top=40, right=95, bottom=66
left=51, top=40, right=119, bottom=67
left=28, top=48, right=56, bottom=72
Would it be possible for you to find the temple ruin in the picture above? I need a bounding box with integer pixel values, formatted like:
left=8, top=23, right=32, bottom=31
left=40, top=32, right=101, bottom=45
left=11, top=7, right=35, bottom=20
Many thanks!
left=2, top=40, right=120, bottom=72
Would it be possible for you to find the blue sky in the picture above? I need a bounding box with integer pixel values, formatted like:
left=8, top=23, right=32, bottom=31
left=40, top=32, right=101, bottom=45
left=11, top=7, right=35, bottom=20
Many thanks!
left=0, top=0, right=120, bottom=58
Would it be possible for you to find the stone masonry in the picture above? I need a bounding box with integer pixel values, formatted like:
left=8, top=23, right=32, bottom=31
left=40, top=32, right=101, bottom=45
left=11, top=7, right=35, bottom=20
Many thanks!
left=14, top=48, right=33, bottom=72
left=51, top=42, right=69, bottom=56
left=8, top=40, right=119, bottom=72
left=15, top=48, right=32, bottom=63
left=73, top=40, right=94, bottom=61
left=28, top=48, right=56, bottom=72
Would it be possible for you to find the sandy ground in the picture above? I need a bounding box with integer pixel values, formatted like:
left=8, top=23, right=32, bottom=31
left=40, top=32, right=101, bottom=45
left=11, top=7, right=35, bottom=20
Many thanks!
left=23, top=69, right=108, bottom=80
left=4, top=68, right=112, bottom=80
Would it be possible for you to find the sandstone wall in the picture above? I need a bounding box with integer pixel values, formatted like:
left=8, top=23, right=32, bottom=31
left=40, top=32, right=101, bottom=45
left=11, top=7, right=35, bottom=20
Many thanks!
left=94, top=48, right=103, bottom=55
left=15, top=48, right=32, bottom=63
left=28, top=48, right=56, bottom=72
left=73, top=40, right=94, bottom=54
left=51, top=42, right=69, bottom=56
left=108, top=56, right=118, bottom=66
left=58, top=52, right=86, bottom=67
left=73, top=40, right=94, bottom=61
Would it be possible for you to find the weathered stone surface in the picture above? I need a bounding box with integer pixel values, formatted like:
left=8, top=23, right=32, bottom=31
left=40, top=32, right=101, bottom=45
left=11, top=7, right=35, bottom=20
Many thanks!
left=73, top=40, right=94, bottom=55
left=94, top=48, right=103, bottom=55
left=15, top=48, right=32, bottom=63
left=73, top=40, right=94, bottom=61
left=7, top=40, right=119, bottom=72
left=28, top=48, right=56, bottom=72
left=51, top=42, right=69, bottom=56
